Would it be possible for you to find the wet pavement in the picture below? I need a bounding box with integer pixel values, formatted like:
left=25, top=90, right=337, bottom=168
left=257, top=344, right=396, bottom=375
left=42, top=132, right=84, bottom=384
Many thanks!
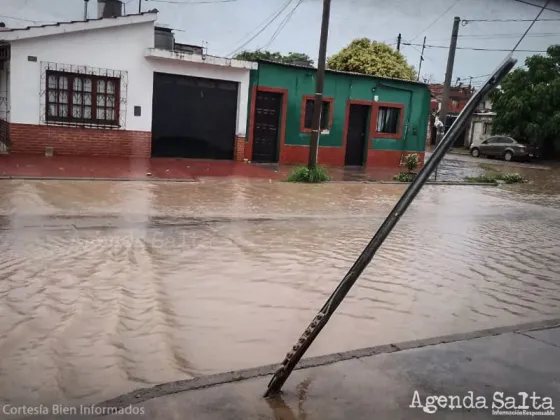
left=93, top=323, right=560, bottom=420
left=0, top=155, right=283, bottom=181
left=0, top=162, right=560, bottom=409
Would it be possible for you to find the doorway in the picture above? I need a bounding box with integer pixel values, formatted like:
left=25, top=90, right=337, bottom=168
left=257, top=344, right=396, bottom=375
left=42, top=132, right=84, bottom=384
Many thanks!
left=252, top=90, right=282, bottom=163
left=345, top=104, right=370, bottom=166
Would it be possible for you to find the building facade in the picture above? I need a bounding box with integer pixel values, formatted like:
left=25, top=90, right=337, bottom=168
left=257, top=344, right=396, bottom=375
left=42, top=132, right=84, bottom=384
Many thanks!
left=465, top=112, right=495, bottom=148
left=427, top=84, right=475, bottom=147
left=245, top=61, right=431, bottom=168
left=0, top=10, right=255, bottom=159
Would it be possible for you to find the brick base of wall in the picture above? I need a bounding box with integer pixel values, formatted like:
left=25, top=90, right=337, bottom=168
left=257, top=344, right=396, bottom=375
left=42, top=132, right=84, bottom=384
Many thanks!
left=280, top=145, right=345, bottom=166
left=234, top=136, right=245, bottom=162
left=10, top=123, right=152, bottom=158
left=367, top=150, right=426, bottom=168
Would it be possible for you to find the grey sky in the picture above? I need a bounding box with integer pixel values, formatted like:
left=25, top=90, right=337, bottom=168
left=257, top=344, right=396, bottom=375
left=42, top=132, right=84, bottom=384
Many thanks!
left=1, top=0, right=560, bottom=84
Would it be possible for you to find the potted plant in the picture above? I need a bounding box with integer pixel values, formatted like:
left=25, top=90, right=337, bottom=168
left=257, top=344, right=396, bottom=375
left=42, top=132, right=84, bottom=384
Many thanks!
left=393, top=153, right=419, bottom=182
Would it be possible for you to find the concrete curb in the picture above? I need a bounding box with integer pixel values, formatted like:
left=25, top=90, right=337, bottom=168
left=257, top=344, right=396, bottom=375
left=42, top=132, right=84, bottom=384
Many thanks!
left=0, top=176, right=198, bottom=182
left=325, top=180, right=498, bottom=186
left=96, top=317, right=560, bottom=410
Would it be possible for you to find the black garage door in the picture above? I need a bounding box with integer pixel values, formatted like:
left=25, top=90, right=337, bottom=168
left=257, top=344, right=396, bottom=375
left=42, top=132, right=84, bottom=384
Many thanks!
left=151, top=73, right=238, bottom=159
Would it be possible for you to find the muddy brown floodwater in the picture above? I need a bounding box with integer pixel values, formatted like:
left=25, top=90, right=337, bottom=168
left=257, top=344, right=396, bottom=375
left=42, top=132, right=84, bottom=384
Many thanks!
left=0, top=177, right=559, bottom=409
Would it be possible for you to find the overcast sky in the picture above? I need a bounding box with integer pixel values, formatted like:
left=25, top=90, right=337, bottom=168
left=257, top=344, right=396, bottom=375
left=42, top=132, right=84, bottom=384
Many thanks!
left=1, top=0, right=560, bottom=84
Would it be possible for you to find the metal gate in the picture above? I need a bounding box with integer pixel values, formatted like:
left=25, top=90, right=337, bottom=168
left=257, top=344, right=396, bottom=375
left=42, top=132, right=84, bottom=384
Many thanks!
left=151, top=73, right=238, bottom=159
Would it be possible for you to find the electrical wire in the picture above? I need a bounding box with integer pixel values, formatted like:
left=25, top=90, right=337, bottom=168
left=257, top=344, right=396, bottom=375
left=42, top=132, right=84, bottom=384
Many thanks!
left=260, top=0, right=303, bottom=50
left=428, top=32, right=560, bottom=42
left=227, top=0, right=294, bottom=57
left=146, top=0, right=237, bottom=3
left=0, top=13, right=54, bottom=23
left=409, top=0, right=462, bottom=42
left=462, top=18, right=560, bottom=23
left=511, top=0, right=551, bottom=52
left=403, top=42, right=547, bottom=53
left=512, top=0, right=560, bottom=14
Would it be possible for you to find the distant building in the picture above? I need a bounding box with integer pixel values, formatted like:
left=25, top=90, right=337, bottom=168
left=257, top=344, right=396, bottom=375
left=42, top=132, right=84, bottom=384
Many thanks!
left=426, top=84, right=475, bottom=147
left=465, top=97, right=495, bottom=148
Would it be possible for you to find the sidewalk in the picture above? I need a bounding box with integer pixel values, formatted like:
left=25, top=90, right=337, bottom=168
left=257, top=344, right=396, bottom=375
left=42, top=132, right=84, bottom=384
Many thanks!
left=0, top=155, right=284, bottom=181
left=95, top=319, right=560, bottom=420
left=0, top=154, right=409, bottom=182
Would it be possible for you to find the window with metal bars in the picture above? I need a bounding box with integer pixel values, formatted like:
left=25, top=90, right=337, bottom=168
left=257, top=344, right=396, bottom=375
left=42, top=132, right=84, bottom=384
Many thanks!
left=46, top=70, right=120, bottom=125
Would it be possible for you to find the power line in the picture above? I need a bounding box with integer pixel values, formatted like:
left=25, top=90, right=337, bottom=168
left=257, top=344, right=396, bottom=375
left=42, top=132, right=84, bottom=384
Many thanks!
left=458, top=73, right=493, bottom=80
left=261, top=0, right=303, bottom=50
left=512, top=0, right=560, bottom=14
left=0, top=13, right=54, bottom=23
left=462, top=18, right=560, bottom=23
left=403, top=42, right=547, bottom=53
left=429, top=32, right=560, bottom=41
left=512, top=0, right=551, bottom=52
left=409, top=0, right=462, bottom=42
left=146, top=0, right=237, bottom=3
left=226, top=0, right=294, bottom=57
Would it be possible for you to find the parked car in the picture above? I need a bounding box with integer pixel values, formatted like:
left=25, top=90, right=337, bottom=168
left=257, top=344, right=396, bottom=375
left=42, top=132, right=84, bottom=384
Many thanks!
left=470, top=136, right=540, bottom=161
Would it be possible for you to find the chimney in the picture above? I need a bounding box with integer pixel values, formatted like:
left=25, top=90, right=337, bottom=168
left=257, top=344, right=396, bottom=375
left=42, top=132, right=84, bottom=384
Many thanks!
left=98, top=0, right=123, bottom=19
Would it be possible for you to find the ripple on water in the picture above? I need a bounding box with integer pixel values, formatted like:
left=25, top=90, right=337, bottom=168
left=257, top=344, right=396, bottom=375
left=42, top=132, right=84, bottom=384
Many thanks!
left=0, top=179, right=559, bottom=408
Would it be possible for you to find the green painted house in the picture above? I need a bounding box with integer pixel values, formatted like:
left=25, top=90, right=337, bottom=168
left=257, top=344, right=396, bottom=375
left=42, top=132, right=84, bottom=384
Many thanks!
left=243, top=60, right=431, bottom=168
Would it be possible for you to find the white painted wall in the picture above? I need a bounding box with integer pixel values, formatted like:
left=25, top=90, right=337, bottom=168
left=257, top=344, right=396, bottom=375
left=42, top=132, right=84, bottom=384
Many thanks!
left=466, top=115, right=494, bottom=147
left=8, top=20, right=252, bottom=137
left=9, top=21, right=155, bottom=131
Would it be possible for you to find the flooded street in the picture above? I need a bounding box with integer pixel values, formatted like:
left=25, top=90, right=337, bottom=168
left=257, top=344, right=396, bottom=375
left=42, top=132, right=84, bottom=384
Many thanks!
left=1, top=171, right=560, bottom=408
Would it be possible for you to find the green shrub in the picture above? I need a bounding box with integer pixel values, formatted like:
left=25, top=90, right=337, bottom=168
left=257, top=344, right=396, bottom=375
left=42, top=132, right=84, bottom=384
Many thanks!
left=465, top=175, right=498, bottom=183
left=405, top=153, right=419, bottom=172
left=287, top=166, right=330, bottom=183
left=465, top=173, right=526, bottom=184
left=496, top=173, right=525, bottom=184
left=393, top=172, right=415, bottom=182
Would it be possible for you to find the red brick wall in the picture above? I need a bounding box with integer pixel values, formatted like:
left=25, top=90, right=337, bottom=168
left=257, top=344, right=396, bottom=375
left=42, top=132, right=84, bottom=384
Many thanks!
left=234, top=136, right=245, bottom=162
left=10, top=123, right=151, bottom=158
left=280, top=145, right=345, bottom=166
left=367, top=150, right=425, bottom=168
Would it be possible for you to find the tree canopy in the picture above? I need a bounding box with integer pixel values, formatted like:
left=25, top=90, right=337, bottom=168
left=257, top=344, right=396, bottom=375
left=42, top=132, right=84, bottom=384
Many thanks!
left=233, top=50, right=314, bottom=67
left=327, top=38, right=417, bottom=81
left=490, top=45, right=560, bottom=157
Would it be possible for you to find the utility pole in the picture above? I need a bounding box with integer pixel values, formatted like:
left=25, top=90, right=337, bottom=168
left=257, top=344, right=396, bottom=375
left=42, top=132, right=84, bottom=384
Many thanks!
left=397, top=33, right=402, bottom=51
left=307, top=0, right=332, bottom=170
left=437, top=16, right=460, bottom=145
left=417, top=36, right=426, bottom=81
left=263, top=57, right=517, bottom=399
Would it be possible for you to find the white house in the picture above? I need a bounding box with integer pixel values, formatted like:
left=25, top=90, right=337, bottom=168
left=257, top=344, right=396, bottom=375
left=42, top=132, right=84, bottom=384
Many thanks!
left=465, top=98, right=495, bottom=148
left=0, top=5, right=257, bottom=160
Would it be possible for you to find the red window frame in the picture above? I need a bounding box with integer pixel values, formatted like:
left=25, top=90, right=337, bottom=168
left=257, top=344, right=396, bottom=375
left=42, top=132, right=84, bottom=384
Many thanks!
left=46, top=70, right=121, bottom=125
left=300, top=95, right=334, bottom=133
left=373, top=102, right=405, bottom=139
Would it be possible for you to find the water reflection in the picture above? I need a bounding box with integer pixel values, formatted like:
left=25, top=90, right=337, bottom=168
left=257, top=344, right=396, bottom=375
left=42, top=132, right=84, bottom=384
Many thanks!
left=0, top=178, right=559, bottom=408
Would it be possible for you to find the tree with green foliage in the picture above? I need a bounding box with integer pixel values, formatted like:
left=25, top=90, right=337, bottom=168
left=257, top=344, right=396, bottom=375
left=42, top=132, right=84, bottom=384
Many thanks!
left=327, top=38, right=417, bottom=81
left=490, top=45, right=560, bottom=158
left=233, top=50, right=314, bottom=66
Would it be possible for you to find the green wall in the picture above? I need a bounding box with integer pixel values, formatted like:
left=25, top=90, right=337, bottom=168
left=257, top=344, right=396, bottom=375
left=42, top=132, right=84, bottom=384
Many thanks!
left=248, top=61, right=431, bottom=152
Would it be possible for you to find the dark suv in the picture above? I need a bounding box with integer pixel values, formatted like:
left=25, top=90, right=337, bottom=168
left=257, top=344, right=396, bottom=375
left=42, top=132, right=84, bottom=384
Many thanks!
left=470, top=136, right=539, bottom=161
